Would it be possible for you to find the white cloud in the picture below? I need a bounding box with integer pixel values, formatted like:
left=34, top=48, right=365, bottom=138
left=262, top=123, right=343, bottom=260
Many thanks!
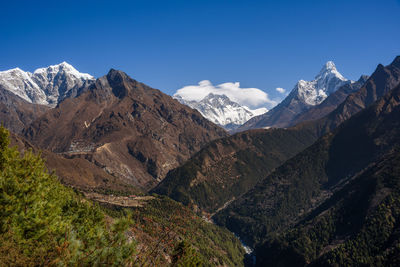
left=276, top=87, right=286, bottom=94
left=174, top=80, right=277, bottom=109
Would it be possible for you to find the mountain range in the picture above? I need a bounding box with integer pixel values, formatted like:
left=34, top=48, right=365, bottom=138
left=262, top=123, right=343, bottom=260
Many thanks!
left=1, top=56, right=400, bottom=266
left=0, top=60, right=359, bottom=134
left=216, top=74, right=400, bottom=266
left=0, top=62, right=268, bottom=132
left=155, top=56, right=400, bottom=262
left=22, top=69, right=227, bottom=190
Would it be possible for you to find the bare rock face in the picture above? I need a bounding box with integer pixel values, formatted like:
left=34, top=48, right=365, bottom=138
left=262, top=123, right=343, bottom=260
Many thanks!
left=24, top=69, right=227, bottom=190
left=0, top=62, right=94, bottom=107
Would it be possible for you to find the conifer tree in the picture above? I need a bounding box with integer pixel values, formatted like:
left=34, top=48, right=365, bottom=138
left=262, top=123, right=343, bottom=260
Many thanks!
left=0, top=126, right=136, bottom=265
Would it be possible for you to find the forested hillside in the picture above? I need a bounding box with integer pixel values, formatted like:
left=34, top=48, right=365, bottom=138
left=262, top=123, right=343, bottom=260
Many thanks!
left=0, top=126, right=245, bottom=266
left=214, top=83, right=400, bottom=266
left=153, top=128, right=316, bottom=213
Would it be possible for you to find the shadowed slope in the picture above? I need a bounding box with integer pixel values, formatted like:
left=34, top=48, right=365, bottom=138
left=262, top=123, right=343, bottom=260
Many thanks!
left=153, top=56, right=400, bottom=214
left=214, top=82, right=400, bottom=252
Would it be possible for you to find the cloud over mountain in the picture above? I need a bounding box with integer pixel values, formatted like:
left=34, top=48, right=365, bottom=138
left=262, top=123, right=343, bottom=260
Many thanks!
left=174, top=80, right=277, bottom=108
left=276, top=87, right=286, bottom=94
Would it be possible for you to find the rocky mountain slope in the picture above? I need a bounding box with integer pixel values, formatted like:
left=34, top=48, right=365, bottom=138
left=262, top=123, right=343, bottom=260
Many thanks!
left=0, top=86, right=50, bottom=133
left=152, top=128, right=316, bottom=213
left=0, top=62, right=94, bottom=106
left=175, top=93, right=267, bottom=130
left=214, top=69, right=400, bottom=260
left=154, top=56, right=400, bottom=218
left=23, top=69, right=227, bottom=190
left=9, top=131, right=138, bottom=194
left=1, top=126, right=245, bottom=266
left=256, top=150, right=400, bottom=266
left=238, top=61, right=352, bottom=131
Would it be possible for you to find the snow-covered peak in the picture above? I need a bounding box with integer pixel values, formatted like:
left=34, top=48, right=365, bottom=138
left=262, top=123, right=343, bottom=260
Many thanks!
left=175, top=93, right=267, bottom=130
left=202, top=93, right=238, bottom=107
left=2, top=67, right=23, bottom=73
left=320, top=61, right=336, bottom=72
left=0, top=62, right=95, bottom=106
left=34, top=62, right=94, bottom=80
left=293, top=61, right=351, bottom=106
left=315, top=61, right=347, bottom=85
left=1, top=68, right=32, bottom=80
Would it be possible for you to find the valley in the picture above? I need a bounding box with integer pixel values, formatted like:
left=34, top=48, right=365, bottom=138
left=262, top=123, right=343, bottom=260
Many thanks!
left=1, top=55, right=400, bottom=266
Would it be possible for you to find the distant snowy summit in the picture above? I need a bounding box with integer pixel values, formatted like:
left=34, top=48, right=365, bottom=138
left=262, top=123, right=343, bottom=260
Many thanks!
left=0, top=62, right=94, bottom=106
left=175, top=93, right=267, bottom=130
left=295, top=61, right=349, bottom=106
left=238, top=61, right=354, bottom=131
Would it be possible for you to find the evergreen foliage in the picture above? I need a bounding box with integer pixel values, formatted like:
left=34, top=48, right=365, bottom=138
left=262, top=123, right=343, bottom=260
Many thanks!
left=214, top=84, right=400, bottom=249
left=154, top=128, right=316, bottom=213
left=256, top=152, right=400, bottom=266
left=122, top=195, right=245, bottom=266
left=0, top=126, right=136, bottom=265
left=216, top=83, right=400, bottom=266
left=171, top=241, right=202, bottom=266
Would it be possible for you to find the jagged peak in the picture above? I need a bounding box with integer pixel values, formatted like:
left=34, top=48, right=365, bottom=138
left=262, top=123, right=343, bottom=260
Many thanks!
left=290, top=61, right=350, bottom=106
left=58, top=61, right=74, bottom=68
left=317, top=61, right=341, bottom=77
left=34, top=62, right=72, bottom=73
left=33, top=62, right=94, bottom=79
left=107, top=68, right=125, bottom=75
left=106, top=69, right=134, bottom=99
left=106, top=69, right=132, bottom=82
left=316, top=60, right=346, bottom=81
left=322, top=61, right=336, bottom=71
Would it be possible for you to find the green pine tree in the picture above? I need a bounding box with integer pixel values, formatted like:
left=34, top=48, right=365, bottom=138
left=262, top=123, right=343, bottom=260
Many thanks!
left=0, top=126, right=136, bottom=265
left=171, top=240, right=203, bottom=267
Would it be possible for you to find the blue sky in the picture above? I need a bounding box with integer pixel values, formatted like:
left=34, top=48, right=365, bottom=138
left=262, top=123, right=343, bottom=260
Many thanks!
left=1, top=0, right=399, bottom=107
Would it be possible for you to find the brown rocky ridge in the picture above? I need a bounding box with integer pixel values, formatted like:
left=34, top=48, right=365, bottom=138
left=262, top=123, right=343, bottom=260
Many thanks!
left=23, top=69, right=227, bottom=190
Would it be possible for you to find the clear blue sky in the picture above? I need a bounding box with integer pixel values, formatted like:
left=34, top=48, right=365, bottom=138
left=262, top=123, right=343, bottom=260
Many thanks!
left=1, top=0, right=399, bottom=102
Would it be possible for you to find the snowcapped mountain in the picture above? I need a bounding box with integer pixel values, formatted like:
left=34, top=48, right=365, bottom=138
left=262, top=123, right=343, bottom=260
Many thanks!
left=0, top=62, right=94, bottom=106
left=175, top=93, right=267, bottom=130
left=238, top=61, right=353, bottom=131
left=295, top=61, right=349, bottom=106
